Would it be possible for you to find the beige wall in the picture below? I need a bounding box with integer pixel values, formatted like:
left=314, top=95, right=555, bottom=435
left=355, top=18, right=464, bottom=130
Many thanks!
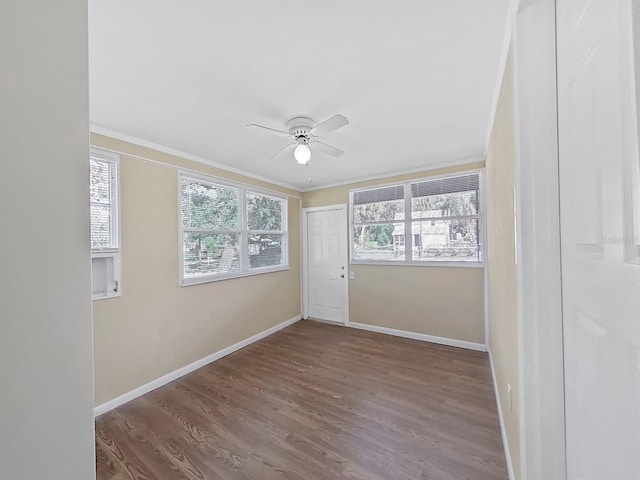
left=486, top=45, right=520, bottom=477
left=303, top=163, right=486, bottom=344
left=92, top=134, right=301, bottom=406
left=1, top=1, right=96, bottom=479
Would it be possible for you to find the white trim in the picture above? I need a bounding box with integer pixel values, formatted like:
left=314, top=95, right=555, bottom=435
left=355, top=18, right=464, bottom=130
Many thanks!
left=90, top=147, right=120, bottom=163
left=300, top=154, right=486, bottom=192
left=301, top=204, right=350, bottom=325
left=514, top=1, right=566, bottom=479
left=481, top=167, right=490, bottom=347
left=177, top=168, right=293, bottom=201
left=483, top=261, right=490, bottom=346
left=348, top=167, right=485, bottom=193
left=348, top=322, right=486, bottom=352
left=91, top=126, right=484, bottom=195
left=90, top=125, right=301, bottom=192
left=349, top=260, right=484, bottom=269
left=181, top=266, right=291, bottom=286
left=299, top=198, right=304, bottom=326
left=302, top=208, right=309, bottom=320
left=94, top=315, right=302, bottom=417
left=94, top=142, right=301, bottom=199
left=302, top=203, right=346, bottom=213
left=489, top=350, right=516, bottom=480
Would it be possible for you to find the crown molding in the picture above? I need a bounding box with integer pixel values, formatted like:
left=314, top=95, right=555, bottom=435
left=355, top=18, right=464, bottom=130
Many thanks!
left=89, top=125, right=302, bottom=192
left=299, top=154, right=485, bottom=192
left=483, top=0, right=520, bottom=158
left=91, top=126, right=484, bottom=194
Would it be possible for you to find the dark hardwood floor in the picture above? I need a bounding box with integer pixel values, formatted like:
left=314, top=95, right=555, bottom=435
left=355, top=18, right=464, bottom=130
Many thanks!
left=95, top=320, right=507, bottom=480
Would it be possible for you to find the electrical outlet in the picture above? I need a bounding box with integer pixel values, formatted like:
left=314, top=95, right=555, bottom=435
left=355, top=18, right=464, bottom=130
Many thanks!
left=349, top=272, right=355, bottom=280
left=507, top=384, right=513, bottom=411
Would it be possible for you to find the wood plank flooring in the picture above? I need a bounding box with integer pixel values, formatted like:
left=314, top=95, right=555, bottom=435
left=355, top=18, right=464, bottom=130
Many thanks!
left=95, top=320, right=507, bottom=480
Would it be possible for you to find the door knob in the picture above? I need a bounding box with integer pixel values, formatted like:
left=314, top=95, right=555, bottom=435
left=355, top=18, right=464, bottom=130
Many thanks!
left=340, top=273, right=345, bottom=278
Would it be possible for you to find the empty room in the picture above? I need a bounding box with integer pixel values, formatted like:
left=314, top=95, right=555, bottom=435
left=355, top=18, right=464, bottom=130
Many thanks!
left=2, top=1, right=640, bottom=480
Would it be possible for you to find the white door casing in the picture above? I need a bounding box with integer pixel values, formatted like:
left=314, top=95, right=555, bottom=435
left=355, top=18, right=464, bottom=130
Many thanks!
left=557, top=0, right=640, bottom=478
left=513, top=1, right=567, bottom=478
left=303, top=205, right=349, bottom=324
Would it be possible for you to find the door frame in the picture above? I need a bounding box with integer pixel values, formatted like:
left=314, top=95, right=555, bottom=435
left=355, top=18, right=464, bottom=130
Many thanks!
left=302, top=203, right=350, bottom=325
left=513, top=0, right=567, bottom=478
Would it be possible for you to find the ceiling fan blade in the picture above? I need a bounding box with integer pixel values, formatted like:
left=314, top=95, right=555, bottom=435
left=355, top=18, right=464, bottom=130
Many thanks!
left=310, top=114, right=349, bottom=136
left=268, top=142, right=295, bottom=161
left=246, top=123, right=290, bottom=136
left=311, top=140, right=344, bottom=157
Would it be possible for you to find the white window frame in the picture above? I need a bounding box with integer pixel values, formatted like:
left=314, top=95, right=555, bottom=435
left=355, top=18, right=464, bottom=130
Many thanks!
left=349, top=168, right=485, bottom=268
left=90, top=147, right=122, bottom=300
left=178, top=171, right=289, bottom=286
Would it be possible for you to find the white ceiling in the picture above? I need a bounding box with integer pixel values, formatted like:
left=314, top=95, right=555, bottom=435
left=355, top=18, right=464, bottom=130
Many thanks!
left=89, top=1, right=510, bottom=191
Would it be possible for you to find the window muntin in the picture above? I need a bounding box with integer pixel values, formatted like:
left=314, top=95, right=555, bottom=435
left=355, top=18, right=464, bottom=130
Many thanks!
left=350, top=171, right=483, bottom=266
left=179, top=173, right=288, bottom=284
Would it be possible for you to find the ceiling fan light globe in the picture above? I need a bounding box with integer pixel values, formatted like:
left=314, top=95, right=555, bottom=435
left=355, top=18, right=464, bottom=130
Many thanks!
left=294, top=144, right=311, bottom=165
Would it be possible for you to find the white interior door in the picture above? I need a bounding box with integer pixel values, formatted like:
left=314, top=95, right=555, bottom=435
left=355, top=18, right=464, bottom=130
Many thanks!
left=557, top=0, right=640, bottom=477
left=304, top=206, right=348, bottom=324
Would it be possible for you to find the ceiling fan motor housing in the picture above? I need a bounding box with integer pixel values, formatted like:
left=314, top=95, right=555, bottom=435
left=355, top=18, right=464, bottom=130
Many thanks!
left=287, top=116, right=315, bottom=140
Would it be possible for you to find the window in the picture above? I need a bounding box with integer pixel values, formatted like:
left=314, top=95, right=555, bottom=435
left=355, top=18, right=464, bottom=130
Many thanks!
left=90, top=149, right=121, bottom=299
left=350, top=170, right=483, bottom=265
left=179, top=172, right=288, bottom=285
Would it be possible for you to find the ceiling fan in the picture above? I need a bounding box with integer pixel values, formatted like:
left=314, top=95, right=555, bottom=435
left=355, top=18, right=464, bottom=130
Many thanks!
left=247, top=114, right=349, bottom=165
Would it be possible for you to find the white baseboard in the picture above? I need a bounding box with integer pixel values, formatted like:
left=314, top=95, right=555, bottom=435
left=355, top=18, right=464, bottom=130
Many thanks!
left=348, top=322, right=487, bottom=352
left=94, top=315, right=302, bottom=417
left=489, top=350, right=516, bottom=480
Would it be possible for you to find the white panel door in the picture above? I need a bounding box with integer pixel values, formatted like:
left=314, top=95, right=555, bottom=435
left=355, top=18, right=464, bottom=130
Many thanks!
left=306, top=207, right=348, bottom=323
left=557, top=0, right=640, bottom=478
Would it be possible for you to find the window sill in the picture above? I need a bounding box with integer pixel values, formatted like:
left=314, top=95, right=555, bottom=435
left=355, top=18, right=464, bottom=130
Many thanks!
left=92, top=291, right=122, bottom=301
left=181, top=265, right=290, bottom=287
left=350, top=260, right=485, bottom=269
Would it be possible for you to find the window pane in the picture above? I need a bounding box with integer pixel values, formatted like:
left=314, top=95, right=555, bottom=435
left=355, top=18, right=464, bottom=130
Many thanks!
left=247, top=193, right=283, bottom=231
left=90, top=158, right=118, bottom=250
left=411, top=173, right=479, bottom=217
left=352, top=223, right=405, bottom=261
left=181, top=180, right=239, bottom=230
left=90, top=159, right=112, bottom=204
left=183, top=233, right=240, bottom=278
left=248, top=233, right=283, bottom=269
left=412, top=190, right=478, bottom=217
left=90, top=204, right=111, bottom=249
left=353, top=185, right=405, bottom=223
left=412, top=218, right=481, bottom=262
left=411, top=173, right=479, bottom=197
